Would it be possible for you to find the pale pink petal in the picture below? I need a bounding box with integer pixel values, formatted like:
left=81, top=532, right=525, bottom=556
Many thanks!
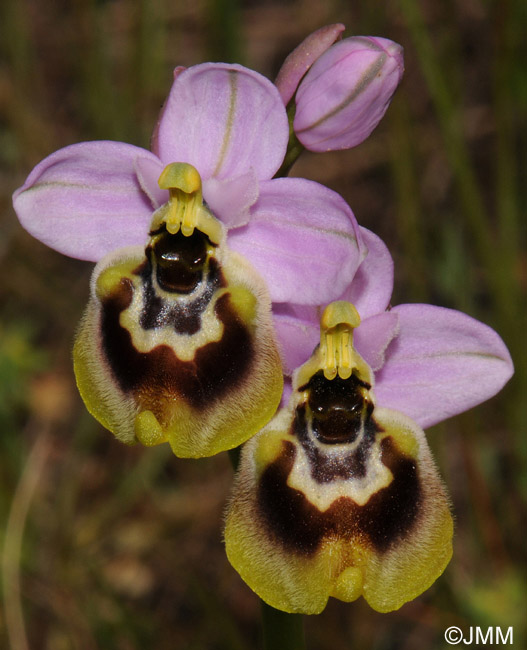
left=155, top=63, right=289, bottom=182
left=374, top=304, right=514, bottom=429
left=202, top=169, right=259, bottom=228
left=13, top=141, right=157, bottom=261
left=275, top=24, right=345, bottom=104
left=151, top=66, right=186, bottom=154
left=273, top=303, right=321, bottom=375
left=281, top=378, right=293, bottom=407
left=134, top=156, right=168, bottom=209
left=228, top=178, right=364, bottom=304
left=355, top=311, right=399, bottom=372
left=344, top=227, right=394, bottom=319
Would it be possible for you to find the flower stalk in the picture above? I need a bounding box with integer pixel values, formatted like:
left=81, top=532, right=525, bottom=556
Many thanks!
left=275, top=100, right=305, bottom=178
left=261, top=602, right=305, bottom=650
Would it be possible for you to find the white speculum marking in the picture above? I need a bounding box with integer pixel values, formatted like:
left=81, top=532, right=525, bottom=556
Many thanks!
left=119, top=274, right=225, bottom=362
left=286, top=414, right=393, bottom=510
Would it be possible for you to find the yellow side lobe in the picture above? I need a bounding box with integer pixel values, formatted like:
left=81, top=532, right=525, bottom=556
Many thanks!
left=217, top=286, right=258, bottom=329
left=95, top=259, right=138, bottom=300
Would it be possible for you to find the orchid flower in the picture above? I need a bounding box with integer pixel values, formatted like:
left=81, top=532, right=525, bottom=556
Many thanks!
left=225, top=301, right=453, bottom=614
left=224, top=31, right=512, bottom=615
left=224, top=239, right=512, bottom=615
left=273, top=230, right=513, bottom=430
left=12, top=62, right=364, bottom=458
left=13, top=63, right=363, bottom=301
left=225, top=288, right=513, bottom=613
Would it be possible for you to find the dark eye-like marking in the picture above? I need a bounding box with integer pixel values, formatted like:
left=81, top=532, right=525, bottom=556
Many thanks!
left=303, top=372, right=372, bottom=444
left=149, top=229, right=212, bottom=293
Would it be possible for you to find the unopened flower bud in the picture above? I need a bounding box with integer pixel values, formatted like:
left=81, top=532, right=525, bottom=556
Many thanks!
left=293, top=36, right=404, bottom=152
left=275, top=24, right=345, bottom=105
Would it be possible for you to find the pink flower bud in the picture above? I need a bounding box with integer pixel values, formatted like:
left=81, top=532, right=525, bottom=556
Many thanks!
left=293, top=36, right=404, bottom=152
left=275, top=24, right=345, bottom=105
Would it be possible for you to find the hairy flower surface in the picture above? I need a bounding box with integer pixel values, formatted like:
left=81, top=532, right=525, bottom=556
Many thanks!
left=73, top=163, right=285, bottom=457
left=225, top=302, right=453, bottom=614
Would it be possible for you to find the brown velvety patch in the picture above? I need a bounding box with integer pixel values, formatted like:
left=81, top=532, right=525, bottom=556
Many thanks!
left=256, top=436, right=421, bottom=556
left=100, top=282, right=253, bottom=411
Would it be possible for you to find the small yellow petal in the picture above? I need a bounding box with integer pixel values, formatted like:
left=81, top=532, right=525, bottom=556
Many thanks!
left=95, top=259, right=137, bottom=300
left=216, top=285, right=257, bottom=330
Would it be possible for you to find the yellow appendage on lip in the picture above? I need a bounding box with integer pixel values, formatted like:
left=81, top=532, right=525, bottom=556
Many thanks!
left=296, top=300, right=373, bottom=388
left=152, top=162, right=223, bottom=243
left=320, top=301, right=361, bottom=380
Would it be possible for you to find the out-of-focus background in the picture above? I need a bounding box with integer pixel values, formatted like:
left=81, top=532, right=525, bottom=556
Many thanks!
left=1, top=1, right=525, bottom=648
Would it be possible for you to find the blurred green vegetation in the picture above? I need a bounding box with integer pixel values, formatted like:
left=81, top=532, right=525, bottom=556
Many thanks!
left=0, top=0, right=525, bottom=648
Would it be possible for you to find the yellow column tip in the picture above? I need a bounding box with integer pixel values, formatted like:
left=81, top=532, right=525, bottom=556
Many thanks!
left=321, top=301, right=361, bottom=331
left=158, top=162, right=202, bottom=194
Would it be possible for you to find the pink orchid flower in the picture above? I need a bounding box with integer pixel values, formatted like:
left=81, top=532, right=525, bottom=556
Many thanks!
left=13, top=62, right=364, bottom=308
left=274, top=230, right=513, bottom=429
left=12, top=58, right=512, bottom=434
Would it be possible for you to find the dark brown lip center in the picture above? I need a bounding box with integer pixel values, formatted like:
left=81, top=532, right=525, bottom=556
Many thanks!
left=306, top=372, right=370, bottom=444
left=150, top=229, right=210, bottom=293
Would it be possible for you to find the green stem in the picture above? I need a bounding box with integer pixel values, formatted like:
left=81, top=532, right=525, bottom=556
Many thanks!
left=261, top=601, right=306, bottom=650
left=275, top=135, right=305, bottom=178
left=388, top=96, right=429, bottom=302
left=206, top=0, right=243, bottom=63
left=275, top=99, right=305, bottom=178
